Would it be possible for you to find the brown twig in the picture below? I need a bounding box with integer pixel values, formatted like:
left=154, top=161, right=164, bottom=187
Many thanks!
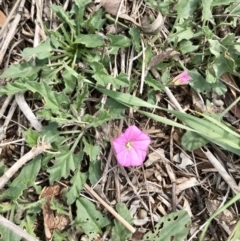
left=0, top=138, right=51, bottom=189
left=84, top=183, right=136, bottom=233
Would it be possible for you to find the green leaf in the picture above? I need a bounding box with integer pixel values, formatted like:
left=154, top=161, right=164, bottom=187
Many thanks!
left=0, top=81, right=26, bottom=95
left=91, top=62, right=128, bottom=88
left=25, top=81, right=69, bottom=113
left=53, top=230, right=69, bottom=241
left=22, top=38, right=53, bottom=59
left=48, top=149, right=83, bottom=183
left=0, top=156, right=41, bottom=201
left=0, top=182, right=26, bottom=201
left=175, top=0, right=199, bottom=18
left=230, top=220, right=240, bottom=241
left=74, top=0, right=92, bottom=28
left=145, top=75, right=164, bottom=91
left=111, top=203, right=133, bottom=241
left=179, top=40, right=199, bottom=54
left=75, top=34, right=104, bottom=47
left=208, top=39, right=224, bottom=57
left=202, top=0, right=214, bottom=24
left=129, top=27, right=141, bottom=52
left=83, top=138, right=101, bottom=162
left=75, top=0, right=92, bottom=9
left=50, top=198, right=69, bottom=215
left=74, top=83, right=89, bottom=110
left=86, top=8, right=106, bottom=31
left=83, top=109, right=113, bottom=128
left=12, top=156, right=41, bottom=187
left=51, top=4, right=75, bottom=28
left=22, top=129, right=39, bottom=147
left=188, top=69, right=211, bottom=93
left=169, top=111, right=240, bottom=152
left=181, top=131, right=209, bottom=151
left=0, top=226, right=21, bottom=241
left=107, top=34, right=132, bottom=47
left=104, top=98, right=126, bottom=119
left=168, top=20, right=195, bottom=42
left=107, top=34, right=131, bottom=54
left=25, top=214, right=39, bottom=238
left=211, top=0, right=235, bottom=7
left=66, top=170, right=87, bottom=205
left=62, top=69, right=77, bottom=94
left=89, top=161, right=101, bottom=185
left=205, top=69, right=217, bottom=83
left=143, top=210, right=191, bottom=241
left=0, top=62, right=42, bottom=80
left=212, top=55, right=235, bottom=78
left=76, top=197, right=111, bottom=240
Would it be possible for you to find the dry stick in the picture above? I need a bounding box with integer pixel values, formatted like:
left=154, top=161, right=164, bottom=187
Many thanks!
left=202, top=148, right=239, bottom=194
left=84, top=183, right=136, bottom=234
left=0, top=215, right=38, bottom=241
left=0, top=96, right=13, bottom=119
left=0, top=0, right=26, bottom=64
left=0, top=100, right=17, bottom=143
left=0, top=140, right=51, bottom=189
left=0, top=0, right=21, bottom=38
left=15, top=94, right=43, bottom=132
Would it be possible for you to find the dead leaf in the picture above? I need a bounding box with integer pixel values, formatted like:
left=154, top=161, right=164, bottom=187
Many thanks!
left=100, top=0, right=124, bottom=16
left=140, top=12, right=164, bottom=34
left=176, top=177, right=199, bottom=194
left=40, top=183, right=70, bottom=241
left=144, top=148, right=165, bottom=167
left=0, top=10, right=6, bottom=27
left=173, top=152, right=193, bottom=169
left=205, top=199, right=236, bottom=235
left=148, top=49, right=180, bottom=69
left=221, top=73, right=237, bottom=98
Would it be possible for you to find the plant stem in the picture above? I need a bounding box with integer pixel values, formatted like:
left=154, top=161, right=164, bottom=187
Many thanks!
left=220, top=95, right=240, bottom=118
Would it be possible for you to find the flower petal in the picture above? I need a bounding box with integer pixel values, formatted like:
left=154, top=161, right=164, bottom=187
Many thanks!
left=115, top=148, right=145, bottom=167
left=123, top=125, right=143, bottom=141
left=132, top=139, right=151, bottom=152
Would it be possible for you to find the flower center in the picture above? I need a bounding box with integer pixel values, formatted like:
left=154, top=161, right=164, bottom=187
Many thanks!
left=125, top=141, right=132, bottom=150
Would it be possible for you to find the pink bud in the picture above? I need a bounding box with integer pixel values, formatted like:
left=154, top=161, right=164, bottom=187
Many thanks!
left=112, top=126, right=151, bottom=167
left=169, top=70, right=192, bottom=85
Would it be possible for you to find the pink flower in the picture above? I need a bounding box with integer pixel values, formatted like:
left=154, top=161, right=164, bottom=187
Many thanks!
left=112, top=125, right=151, bottom=167
left=169, top=70, right=192, bottom=85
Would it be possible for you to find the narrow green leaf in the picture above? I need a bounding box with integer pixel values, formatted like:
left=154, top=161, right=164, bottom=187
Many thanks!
left=169, top=111, right=240, bottom=150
